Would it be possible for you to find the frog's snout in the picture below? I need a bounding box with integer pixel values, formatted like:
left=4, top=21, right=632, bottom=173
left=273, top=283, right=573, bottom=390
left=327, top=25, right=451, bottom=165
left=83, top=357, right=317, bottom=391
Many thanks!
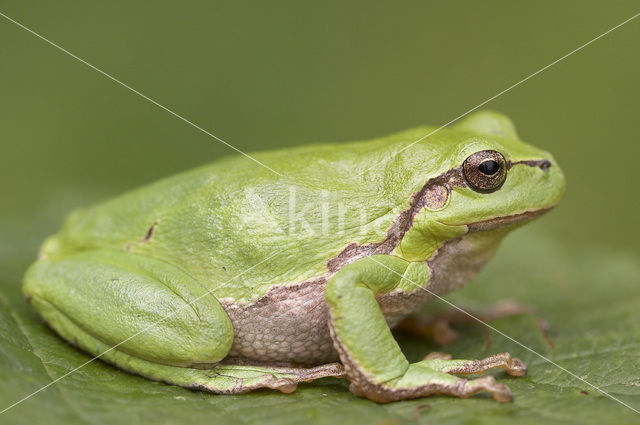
left=509, top=153, right=565, bottom=210
left=543, top=156, right=566, bottom=208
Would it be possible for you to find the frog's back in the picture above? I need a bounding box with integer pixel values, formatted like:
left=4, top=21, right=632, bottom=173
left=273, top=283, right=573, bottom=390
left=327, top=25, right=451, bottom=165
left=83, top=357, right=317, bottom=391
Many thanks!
left=43, top=127, right=450, bottom=301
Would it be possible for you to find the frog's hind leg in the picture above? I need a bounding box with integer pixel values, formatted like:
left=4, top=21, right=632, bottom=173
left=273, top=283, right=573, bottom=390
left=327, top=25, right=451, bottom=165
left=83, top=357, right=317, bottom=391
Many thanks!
left=28, top=288, right=345, bottom=393
left=23, top=250, right=345, bottom=394
left=24, top=250, right=234, bottom=369
left=83, top=332, right=345, bottom=394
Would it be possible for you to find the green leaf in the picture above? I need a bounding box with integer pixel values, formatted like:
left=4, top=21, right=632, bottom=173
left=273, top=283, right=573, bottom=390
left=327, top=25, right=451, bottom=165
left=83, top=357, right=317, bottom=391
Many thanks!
left=0, top=226, right=638, bottom=425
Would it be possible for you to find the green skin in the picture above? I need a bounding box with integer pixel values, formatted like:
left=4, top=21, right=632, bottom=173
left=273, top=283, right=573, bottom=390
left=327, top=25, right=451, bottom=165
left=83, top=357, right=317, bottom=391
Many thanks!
left=23, top=111, right=565, bottom=402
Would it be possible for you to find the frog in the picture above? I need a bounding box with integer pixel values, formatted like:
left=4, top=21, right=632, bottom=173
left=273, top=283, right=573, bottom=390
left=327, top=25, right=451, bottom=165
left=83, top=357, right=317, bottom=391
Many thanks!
left=22, top=111, right=565, bottom=402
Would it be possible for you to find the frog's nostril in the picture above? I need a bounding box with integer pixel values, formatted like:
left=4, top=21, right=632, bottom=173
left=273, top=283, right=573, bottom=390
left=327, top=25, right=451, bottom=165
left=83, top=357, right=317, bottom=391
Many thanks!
left=539, top=160, right=551, bottom=171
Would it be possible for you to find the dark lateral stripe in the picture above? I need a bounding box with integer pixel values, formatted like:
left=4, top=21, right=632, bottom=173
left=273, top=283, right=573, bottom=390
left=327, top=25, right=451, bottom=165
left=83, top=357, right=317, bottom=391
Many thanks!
left=508, top=159, right=552, bottom=170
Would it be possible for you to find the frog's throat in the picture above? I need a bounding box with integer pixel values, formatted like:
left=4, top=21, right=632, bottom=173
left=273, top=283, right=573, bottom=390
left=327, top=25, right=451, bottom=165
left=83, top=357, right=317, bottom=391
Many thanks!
left=326, top=160, right=552, bottom=272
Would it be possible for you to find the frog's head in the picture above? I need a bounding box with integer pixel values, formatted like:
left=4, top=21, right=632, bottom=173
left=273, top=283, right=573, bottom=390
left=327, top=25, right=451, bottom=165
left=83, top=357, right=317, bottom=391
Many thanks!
left=395, top=111, right=565, bottom=271
left=431, top=110, right=566, bottom=229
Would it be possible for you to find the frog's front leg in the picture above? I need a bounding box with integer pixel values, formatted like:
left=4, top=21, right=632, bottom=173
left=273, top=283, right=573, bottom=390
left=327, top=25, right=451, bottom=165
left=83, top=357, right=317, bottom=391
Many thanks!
left=23, top=250, right=344, bottom=393
left=325, top=255, right=526, bottom=403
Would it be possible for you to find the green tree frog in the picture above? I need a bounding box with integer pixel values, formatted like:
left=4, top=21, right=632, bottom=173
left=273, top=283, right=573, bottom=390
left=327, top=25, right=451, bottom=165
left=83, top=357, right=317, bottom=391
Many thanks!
left=23, top=111, right=565, bottom=402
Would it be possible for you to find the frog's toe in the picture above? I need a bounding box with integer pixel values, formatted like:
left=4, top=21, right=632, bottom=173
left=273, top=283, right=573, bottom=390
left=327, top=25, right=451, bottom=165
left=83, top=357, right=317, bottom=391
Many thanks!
left=444, top=352, right=527, bottom=377
left=423, top=351, right=453, bottom=360
left=265, top=377, right=298, bottom=394
left=458, top=376, right=513, bottom=402
left=504, top=357, right=526, bottom=376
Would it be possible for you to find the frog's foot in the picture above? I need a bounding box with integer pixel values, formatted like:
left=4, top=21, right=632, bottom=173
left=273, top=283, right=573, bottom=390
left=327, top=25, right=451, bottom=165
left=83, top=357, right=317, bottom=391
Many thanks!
left=347, top=366, right=515, bottom=403
left=433, top=352, right=527, bottom=377
left=451, top=376, right=513, bottom=402
left=347, top=353, right=524, bottom=403
left=396, top=300, right=553, bottom=348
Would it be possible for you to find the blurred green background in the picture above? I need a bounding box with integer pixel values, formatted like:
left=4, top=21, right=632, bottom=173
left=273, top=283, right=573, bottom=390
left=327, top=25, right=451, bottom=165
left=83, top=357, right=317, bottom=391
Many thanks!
left=1, top=1, right=639, bottom=424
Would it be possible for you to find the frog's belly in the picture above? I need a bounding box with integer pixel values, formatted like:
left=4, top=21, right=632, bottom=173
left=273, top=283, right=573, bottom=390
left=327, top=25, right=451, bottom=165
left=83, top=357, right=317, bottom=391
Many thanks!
left=220, top=276, right=433, bottom=366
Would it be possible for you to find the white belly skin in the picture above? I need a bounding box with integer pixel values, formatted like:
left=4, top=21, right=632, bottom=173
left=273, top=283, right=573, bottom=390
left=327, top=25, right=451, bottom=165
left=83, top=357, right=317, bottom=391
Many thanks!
left=221, top=233, right=498, bottom=366
left=222, top=277, right=337, bottom=365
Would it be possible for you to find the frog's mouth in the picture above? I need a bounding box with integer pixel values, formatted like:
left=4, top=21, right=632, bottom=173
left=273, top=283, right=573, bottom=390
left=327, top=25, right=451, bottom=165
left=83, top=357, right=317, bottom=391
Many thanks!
left=466, top=207, right=552, bottom=232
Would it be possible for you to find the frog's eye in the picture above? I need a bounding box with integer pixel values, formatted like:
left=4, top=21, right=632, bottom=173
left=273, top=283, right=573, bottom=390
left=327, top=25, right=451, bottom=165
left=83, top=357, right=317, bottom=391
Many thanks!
left=462, top=150, right=507, bottom=193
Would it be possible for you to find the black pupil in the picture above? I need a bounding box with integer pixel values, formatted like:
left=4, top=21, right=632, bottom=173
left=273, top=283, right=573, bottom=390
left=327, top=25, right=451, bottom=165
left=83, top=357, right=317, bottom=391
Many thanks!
left=479, top=160, right=500, bottom=175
